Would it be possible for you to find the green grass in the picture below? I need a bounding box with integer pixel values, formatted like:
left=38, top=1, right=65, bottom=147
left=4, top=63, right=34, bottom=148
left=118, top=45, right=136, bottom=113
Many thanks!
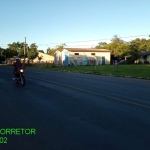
left=29, top=64, right=150, bottom=79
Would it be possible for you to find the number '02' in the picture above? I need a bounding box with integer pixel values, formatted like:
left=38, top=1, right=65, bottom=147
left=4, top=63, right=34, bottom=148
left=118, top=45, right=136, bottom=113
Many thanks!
left=0, top=137, right=7, bottom=144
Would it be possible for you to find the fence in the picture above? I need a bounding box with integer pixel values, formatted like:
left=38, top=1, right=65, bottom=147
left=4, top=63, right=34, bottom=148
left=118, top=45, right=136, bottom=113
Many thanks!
left=26, top=60, right=56, bottom=67
left=7, top=58, right=56, bottom=67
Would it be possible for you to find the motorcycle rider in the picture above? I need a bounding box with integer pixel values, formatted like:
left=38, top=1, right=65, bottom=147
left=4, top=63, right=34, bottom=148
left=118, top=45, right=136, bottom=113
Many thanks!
left=12, top=58, right=23, bottom=80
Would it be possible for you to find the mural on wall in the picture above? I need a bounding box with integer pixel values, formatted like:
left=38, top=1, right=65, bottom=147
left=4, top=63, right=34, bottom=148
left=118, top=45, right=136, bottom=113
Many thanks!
left=69, top=55, right=103, bottom=66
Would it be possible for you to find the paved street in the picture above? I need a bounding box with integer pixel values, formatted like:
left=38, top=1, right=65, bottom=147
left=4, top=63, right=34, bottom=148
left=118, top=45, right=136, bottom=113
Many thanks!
left=0, top=65, right=150, bottom=150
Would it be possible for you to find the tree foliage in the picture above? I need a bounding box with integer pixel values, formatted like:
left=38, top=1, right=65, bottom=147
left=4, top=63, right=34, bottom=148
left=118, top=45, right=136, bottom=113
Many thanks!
left=27, top=43, right=38, bottom=60
left=6, top=42, right=39, bottom=60
left=38, top=50, right=44, bottom=53
left=2, top=36, right=150, bottom=64
left=47, top=43, right=66, bottom=56
left=95, top=35, right=150, bottom=61
left=46, top=47, right=51, bottom=54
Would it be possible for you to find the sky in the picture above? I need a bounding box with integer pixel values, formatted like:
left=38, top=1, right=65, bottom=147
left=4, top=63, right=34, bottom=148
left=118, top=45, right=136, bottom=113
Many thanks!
left=0, top=0, right=150, bottom=52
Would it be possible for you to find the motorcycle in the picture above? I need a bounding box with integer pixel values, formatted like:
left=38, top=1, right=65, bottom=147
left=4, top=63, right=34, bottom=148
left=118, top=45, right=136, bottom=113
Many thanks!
left=13, top=68, right=26, bottom=86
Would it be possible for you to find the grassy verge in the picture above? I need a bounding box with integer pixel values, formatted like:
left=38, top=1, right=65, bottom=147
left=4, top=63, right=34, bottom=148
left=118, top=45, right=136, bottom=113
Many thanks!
left=28, top=64, right=150, bottom=79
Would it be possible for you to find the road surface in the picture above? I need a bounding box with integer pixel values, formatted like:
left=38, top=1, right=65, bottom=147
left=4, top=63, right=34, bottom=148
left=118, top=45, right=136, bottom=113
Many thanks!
left=0, top=65, right=150, bottom=150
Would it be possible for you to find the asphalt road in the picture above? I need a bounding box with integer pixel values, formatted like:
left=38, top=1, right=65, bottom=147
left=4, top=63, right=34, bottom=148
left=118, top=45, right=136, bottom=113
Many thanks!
left=0, top=65, right=150, bottom=150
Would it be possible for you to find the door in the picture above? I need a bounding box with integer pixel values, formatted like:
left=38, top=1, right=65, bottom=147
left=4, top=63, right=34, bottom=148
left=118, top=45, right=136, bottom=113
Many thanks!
left=83, top=57, right=87, bottom=65
left=64, top=51, right=69, bottom=66
left=102, top=56, right=105, bottom=65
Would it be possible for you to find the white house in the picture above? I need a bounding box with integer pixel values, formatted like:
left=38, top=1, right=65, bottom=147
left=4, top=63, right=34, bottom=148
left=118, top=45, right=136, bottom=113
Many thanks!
left=54, top=48, right=111, bottom=66
left=139, top=51, right=150, bottom=63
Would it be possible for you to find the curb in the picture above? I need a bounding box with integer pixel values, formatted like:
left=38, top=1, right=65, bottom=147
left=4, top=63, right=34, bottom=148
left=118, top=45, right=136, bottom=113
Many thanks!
left=67, top=71, right=149, bottom=80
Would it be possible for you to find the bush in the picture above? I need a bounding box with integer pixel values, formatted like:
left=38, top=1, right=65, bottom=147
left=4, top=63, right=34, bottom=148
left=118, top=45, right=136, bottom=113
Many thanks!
left=144, top=60, right=149, bottom=64
left=125, top=59, right=135, bottom=64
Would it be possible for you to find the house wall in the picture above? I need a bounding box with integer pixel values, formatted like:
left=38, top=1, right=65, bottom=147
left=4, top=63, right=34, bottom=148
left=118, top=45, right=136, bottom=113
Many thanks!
left=54, top=50, right=111, bottom=65
left=62, top=50, right=69, bottom=65
left=69, top=51, right=110, bottom=64
left=147, top=55, right=150, bottom=63
left=135, top=54, right=150, bottom=64
left=69, top=55, right=100, bottom=66
left=54, top=51, right=62, bottom=64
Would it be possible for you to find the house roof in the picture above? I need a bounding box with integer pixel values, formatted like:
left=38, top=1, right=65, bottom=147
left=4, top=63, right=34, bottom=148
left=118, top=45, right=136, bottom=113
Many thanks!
left=60, top=48, right=111, bottom=52
left=139, top=51, right=150, bottom=56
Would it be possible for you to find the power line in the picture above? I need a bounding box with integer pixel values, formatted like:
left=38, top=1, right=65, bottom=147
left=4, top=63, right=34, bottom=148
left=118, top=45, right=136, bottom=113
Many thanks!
left=0, top=34, right=149, bottom=47
left=37, top=34, right=149, bottom=45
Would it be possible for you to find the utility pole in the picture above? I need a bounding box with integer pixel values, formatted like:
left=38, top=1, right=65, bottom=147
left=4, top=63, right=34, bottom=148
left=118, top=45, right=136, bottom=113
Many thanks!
left=24, top=37, right=26, bottom=64
left=26, top=44, right=28, bottom=54
left=26, top=44, right=29, bottom=66
left=0, top=50, right=2, bottom=63
left=5, top=55, right=6, bottom=64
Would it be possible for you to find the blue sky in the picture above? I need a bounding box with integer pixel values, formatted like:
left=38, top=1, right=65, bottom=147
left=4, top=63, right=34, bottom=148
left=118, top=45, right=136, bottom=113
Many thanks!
left=0, top=0, right=150, bottom=52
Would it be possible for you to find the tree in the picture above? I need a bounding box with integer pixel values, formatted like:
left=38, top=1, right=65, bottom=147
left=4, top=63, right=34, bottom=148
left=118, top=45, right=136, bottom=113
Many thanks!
left=56, top=43, right=66, bottom=51
left=0, top=47, right=5, bottom=62
left=8, top=42, right=19, bottom=52
left=27, top=43, right=38, bottom=60
left=8, top=42, right=25, bottom=57
left=27, top=49, right=38, bottom=60
left=30, top=43, right=38, bottom=50
left=48, top=49, right=57, bottom=56
left=5, top=48, right=16, bottom=58
left=105, top=42, right=129, bottom=57
left=38, top=55, right=43, bottom=63
left=17, top=42, right=26, bottom=57
left=111, top=35, right=124, bottom=44
left=38, top=50, right=44, bottom=53
left=115, top=44, right=129, bottom=57
left=47, top=47, right=51, bottom=54
left=95, top=35, right=129, bottom=58
left=128, top=39, right=141, bottom=62
left=0, top=47, right=19, bottom=61
left=147, top=39, right=150, bottom=51
left=8, top=42, right=20, bottom=54
left=95, top=42, right=107, bottom=49
left=138, top=38, right=150, bottom=52
left=47, top=43, right=66, bottom=56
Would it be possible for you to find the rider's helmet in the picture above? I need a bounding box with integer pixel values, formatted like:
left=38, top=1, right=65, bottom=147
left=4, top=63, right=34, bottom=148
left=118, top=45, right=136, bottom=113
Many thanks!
left=16, top=57, right=20, bottom=62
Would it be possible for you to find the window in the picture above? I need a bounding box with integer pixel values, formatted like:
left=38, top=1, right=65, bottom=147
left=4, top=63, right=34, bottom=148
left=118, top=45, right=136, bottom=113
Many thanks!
left=91, top=53, right=95, bottom=55
left=74, top=53, right=79, bottom=55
